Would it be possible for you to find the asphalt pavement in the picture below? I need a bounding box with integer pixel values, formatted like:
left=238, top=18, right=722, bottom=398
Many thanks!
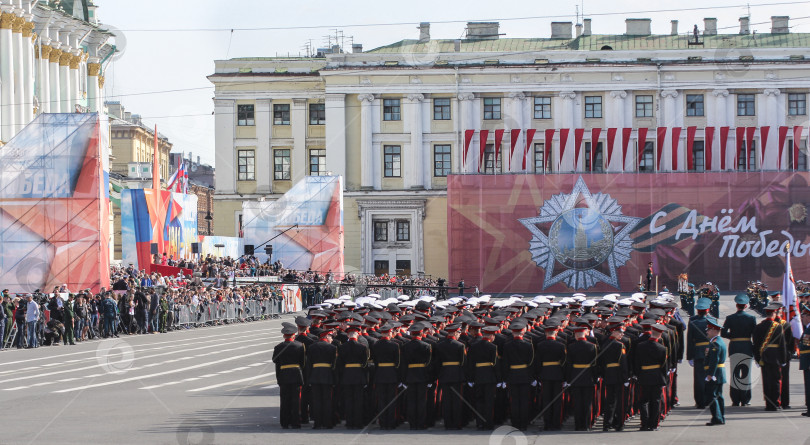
left=1, top=297, right=809, bottom=445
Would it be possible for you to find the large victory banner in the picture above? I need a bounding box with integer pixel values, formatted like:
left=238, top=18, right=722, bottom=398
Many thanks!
left=448, top=172, right=810, bottom=293
left=242, top=176, right=343, bottom=276
left=0, top=113, right=110, bottom=293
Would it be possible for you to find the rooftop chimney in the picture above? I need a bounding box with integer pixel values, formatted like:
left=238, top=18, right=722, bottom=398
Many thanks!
left=703, top=18, right=717, bottom=36
left=583, top=18, right=592, bottom=36
left=671, top=20, right=679, bottom=36
left=575, top=23, right=582, bottom=37
left=771, top=16, right=789, bottom=34
left=625, top=18, right=652, bottom=36
left=739, top=16, right=750, bottom=34
left=418, top=22, right=430, bottom=43
left=352, top=43, right=363, bottom=53
left=550, top=22, right=573, bottom=39
left=466, top=22, right=500, bottom=40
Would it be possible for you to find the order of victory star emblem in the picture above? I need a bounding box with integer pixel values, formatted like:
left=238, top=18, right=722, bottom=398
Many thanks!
left=519, top=176, right=642, bottom=290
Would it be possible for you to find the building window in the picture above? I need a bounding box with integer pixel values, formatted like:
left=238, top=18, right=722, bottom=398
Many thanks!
left=309, top=103, right=325, bottom=125
left=789, top=139, right=808, bottom=170
left=396, top=220, right=410, bottom=241
left=374, top=260, right=389, bottom=276
left=237, top=104, right=255, bottom=126
left=433, top=144, right=451, bottom=177
left=384, top=145, right=401, bottom=177
left=635, top=95, right=653, bottom=117
left=395, top=260, right=411, bottom=275
left=273, top=149, right=290, bottom=180
left=585, top=142, right=604, bottom=172
left=483, top=144, right=501, bottom=174
left=374, top=221, right=388, bottom=241
left=273, top=104, right=290, bottom=125
left=383, top=99, right=401, bottom=121
left=534, top=97, right=551, bottom=119
left=788, top=93, right=807, bottom=116
left=691, top=141, right=705, bottom=172
left=309, top=149, right=326, bottom=176
left=686, top=94, right=704, bottom=116
left=737, top=141, right=757, bottom=171
left=585, top=96, right=602, bottom=118
left=483, top=98, right=501, bottom=120
left=639, top=141, right=654, bottom=172
left=237, top=150, right=254, bottom=181
left=433, top=98, right=451, bottom=120
left=737, top=94, right=755, bottom=116
left=534, top=143, right=549, bottom=172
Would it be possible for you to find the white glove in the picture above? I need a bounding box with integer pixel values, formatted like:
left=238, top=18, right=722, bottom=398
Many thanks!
left=705, top=376, right=711, bottom=382
left=624, top=381, right=630, bottom=387
left=398, top=383, right=407, bottom=389
left=688, top=360, right=694, bottom=367
left=427, top=383, right=433, bottom=388
left=531, top=380, right=538, bottom=387
left=755, top=362, right=760, bottom=368
left=562, top=382, right=570, bottom=388
left=467, top=382, right=474, bottom=388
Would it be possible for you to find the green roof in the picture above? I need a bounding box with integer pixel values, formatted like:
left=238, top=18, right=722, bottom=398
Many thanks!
left=366, top=33, right=810, bottom=54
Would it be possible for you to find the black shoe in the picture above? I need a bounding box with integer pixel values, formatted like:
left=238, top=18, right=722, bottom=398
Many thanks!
left=801, top=412, right=810, bottom=417
left=732, top=402, right=740, bottom=407
left=783, top=405, right=792, bottom=409
left=765, top=407, right=778, bottom=411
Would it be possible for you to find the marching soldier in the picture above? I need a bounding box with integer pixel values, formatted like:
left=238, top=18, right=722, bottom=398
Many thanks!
left=272, top=325, right=306, bottom=429
left=703, top=316, right=727, bottom=426
left=337, top=322, right=370, bottom=429
left=566, top=325, right=598, bottom=431
left=753, top=303, right=789, bottom=411
left=687, top=297, right=712, bottom=408
left=799, top=303, right=810, bottom=417
left=779, top=306, right=796, bottom=409
left=435, top=322, right=467, bottom=430
left=401, top=322, right=433, bottom=430
left=599, top=321, right=629, bottom=431
left=635, top=323, right=668, bottom=431
left=502, top=319, right=534, bottom=431
left=721, top=293, right=756, bottom=406
left=466, top=325, right=500, bottom=430
left=535, top=319, right=566, bottom=431
left=306, top=327, right=338, bottom=429
left=370, top=323, right=401, bottom=430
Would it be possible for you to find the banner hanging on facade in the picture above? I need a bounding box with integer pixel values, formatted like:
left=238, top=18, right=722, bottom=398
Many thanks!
left=448, top=172, right=810, bottom=292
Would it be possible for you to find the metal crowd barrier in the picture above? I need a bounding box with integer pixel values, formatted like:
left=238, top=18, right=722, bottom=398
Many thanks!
left=169, top=299, right=285, bottom=330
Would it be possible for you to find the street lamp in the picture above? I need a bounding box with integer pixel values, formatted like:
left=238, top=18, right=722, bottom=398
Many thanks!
left=204, top=211, right=213, bottom=235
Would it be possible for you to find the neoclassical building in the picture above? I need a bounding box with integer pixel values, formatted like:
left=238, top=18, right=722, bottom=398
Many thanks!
left=209, top=17, right=810, bottom=278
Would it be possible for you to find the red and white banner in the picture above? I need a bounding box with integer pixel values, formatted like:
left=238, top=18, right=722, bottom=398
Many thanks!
left=544, top=129, right=555, bottom=172
left=509, top=129, right=521, bottom=170
left=590, top=128, right=601, bottom=171
left=795, top=126, right=805, bottom=169
left=606, top=128, right=617, bottom=169
left=705, top=126, right=715, bottom=170
left=720, top=127, right=730, bottom=170
left=686, top=126, right=697, bottom=171
left=573, top=129, right=584, bottom=171
left=671, top=127, right=682, bottom=171
left=559, top=128, right=570, bottom=170
left=463, top=129, right=475, bottom=168
left=621, top=128, right=632, bottom=171
left=637, top=128, right=648, bottom=169
left=478, top=129, right=489, bottom=173
left=523, top=129, right=536, bottom=170
left=494, top=129, right=504, bottom=168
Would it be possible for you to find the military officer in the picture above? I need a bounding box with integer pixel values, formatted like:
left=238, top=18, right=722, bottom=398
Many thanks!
left=435, top=322, right=467, bottom=430
left=799, top=303, right=810, bottom=417
left=566, top=324, right=598, bottom=431
left=534, top=319, right=566, bottom=431
left=370, top=323, right=401, bottom=430
left=721, top=293, right=757, bottom=406
left=401, top=322, right=433, bottom=430
left=635, top=323, right=668, bottom=431
left=687, top=297, right=712, bottom=408
left=502, top=319, right=535, bottom=431
left=306, top=327, right=338, bottom=429
left=467, top=325, right=500, bottom=430
left=599, top=320, right=629, bottom=431
left=337, top=322, right=370, bottom=429
left=753, top=303, right=789, bottom=411
left=273, top=325, right=307, bottom=429
left=704, top=316, right=727, bottom=426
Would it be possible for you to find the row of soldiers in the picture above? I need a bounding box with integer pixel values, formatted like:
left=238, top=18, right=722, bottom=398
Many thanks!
left=272, top=294, right=690, bottom=431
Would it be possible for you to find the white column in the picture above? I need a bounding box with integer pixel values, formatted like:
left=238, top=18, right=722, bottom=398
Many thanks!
left=59, top=50, right=70, bottom=113
left=12, top=16, right=23, bottom=133
left=710, top=89, right=729, bottom=170
left=290, top=98, right=307, bottom=183
left=86, top=60, right=99, bottom=112
left=661, top=89, right=679, bottom=171
left=213, top=98, right=236, bottom=194
left=558, top=91, right=576, bottom=171
left=49, top=46, right=60, bottom=112
left=69, top=53, right=79, bottom=112
left=458, top=92, right=475, bottom=173
left=255, top=98, right=272, bottom=194
left=358, top=93, right=374, bottom=189
left=324, top=93, right=346, bottom=184
left=0, top=12, right=14, bottom=141
left=608, top=90, right=627, bottom=172
left=763, top=88, right=780, bottom=170
left=421, top=98, right=432, bottom=189
left=506, top=92, right=525, bottom=172
left=405, top=93, right=424, bottom=189
left=21, top=20, right=32, bottom=123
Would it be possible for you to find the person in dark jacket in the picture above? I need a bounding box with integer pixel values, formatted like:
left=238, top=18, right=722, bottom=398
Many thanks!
left=635, top=323, right=668, bottom=431
left=434, top=323, right=467, bottom=430
left=753, top=303, right=789, bottom=411
left=306, top=327, right=338, bottom=429
left=370, top=323, right=401, bottom=430
left=721, top=293, right=757, bottom=406
left=704, top=316, right=727, bottom=426
left=337, top=322, right=370, bottom=429
left=534, top=319, right=566, bottom=431
left=401, top=322, right=433, bottom=430
left=466, top=325, right=499, bottom=430
left=502, top=319, right=534, bottom=431
left=272, top=325, right=306, bottom=429
left=566, top=324, right=598, bottom=431
left=599, top=321, right=629, bottom=431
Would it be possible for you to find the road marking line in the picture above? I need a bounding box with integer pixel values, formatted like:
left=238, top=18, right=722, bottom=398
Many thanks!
left=188, top=372, right=275, bottom=392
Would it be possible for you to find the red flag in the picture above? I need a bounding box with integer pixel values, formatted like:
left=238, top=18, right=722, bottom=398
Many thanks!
left=656, top=127, right=667, bottom=171
left=574, top=129, right=584, bottom=171
left=478, top=129, right=489, bottom=172
left=637, top=128, right=648, bottom=169
left=760, top=126, right=770, bottom=165
left=559, top=128, right=570, bottom=170
left=671, top=127, right=682, bottom=171
left=494, top=129, right=504, bottom=169
left=705, top=127, right=715, bottom=170
left=463, top=129, right=475, bottom=167
left=720, top=126, right=730, bottom=170
left=606, top=128, right=617, bottom=169
left=735, top=127, right=746, bottom=169
left=777, top=126, right=788, bottom=169
left=543, top=129, right=555, bottom=172
left=523, top=129, right=536, bottom=170
left=745, top=127, right=757, bottom=169
left=686, top=126, right=697, bottom=171
left=590, top=128, right=601, bottom=171
left=794, top=126, right=805, bottom=169
left=509, top=129, right=521, bottom=170
left=621, top=128, right=632, bottom=170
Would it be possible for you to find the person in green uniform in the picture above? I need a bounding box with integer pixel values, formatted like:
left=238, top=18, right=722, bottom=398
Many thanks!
left=63, top=294, right=76, bottom=346
left=721, top=293, right=757, bottom=406
left=688, top=297, right=712, bottom=408
left=704, top=316, right=727, bottom=426
left=159, top=295, right=169, bottom=333
left=799, top=303, right=810, bottom=417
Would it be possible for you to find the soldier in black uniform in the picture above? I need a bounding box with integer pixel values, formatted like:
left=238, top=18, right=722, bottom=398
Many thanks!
left=272, top=325, right=307, bottom=429
left=337, top=322, right=370, bottom=429
left=435, top=322, right=467, bottom=429
left=535, top=318, right=566, bottom=431
left=753, top=303, right=789, bottom=411
left=721, top=293, right=757, bottom=406
left=502, top=319, right=535, bottom=431
left=306, top=327, right=337, bottom=429
left=635, top=323, right=668, bottom=431
left=370, top=323, right=401, bottom=430
left=599, top=321, right=629, bottom=431
left=294, top=316, right=315, bottom=424
left=566, top=325, right=598, bottom=431
left=466, top=325, right=500, bottom=430
left=401, top=322, right=433, bottom=430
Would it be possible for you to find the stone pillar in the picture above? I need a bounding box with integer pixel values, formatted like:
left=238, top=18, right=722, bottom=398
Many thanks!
left=358, top=93, right=375, bottom=189
left=254, top=98, right=272, bottom=194
left=608, top=90, right=627, bottom=171
left=38, top=44, right=50, bottom=113
left=558, top=91, right=576, bottom=171
left=506, top=92, right=525, bottom=172
left=12, top=16, right=23, bottom=134
left=290, top=98, right=308, bottom=184
left=86, top=60, right=99, bottom=112
left=59, top=50, right=71, bottom=113
left=21, top=20, right=32, bottom=122
left=324, top=93, right=346, bottom=184
left=213, top=98, right=236, bottom=194
left=457, top=92, right=475, bottom=173
left=763, top=88, right=780, bottom=169
left=661, top=89, right=679, bottom=171
left=711, top=89, right=729, bottom=170
left=0, top=12, right=14, bottom=141
left=69, top=53, right=80, bottom=112
left=405, top=93, right=424, bottom=189
left=48, top=46, right=61, bottom=113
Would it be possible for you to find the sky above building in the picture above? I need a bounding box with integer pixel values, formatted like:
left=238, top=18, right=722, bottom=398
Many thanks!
left=98, top=0, right=810, bottom=166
